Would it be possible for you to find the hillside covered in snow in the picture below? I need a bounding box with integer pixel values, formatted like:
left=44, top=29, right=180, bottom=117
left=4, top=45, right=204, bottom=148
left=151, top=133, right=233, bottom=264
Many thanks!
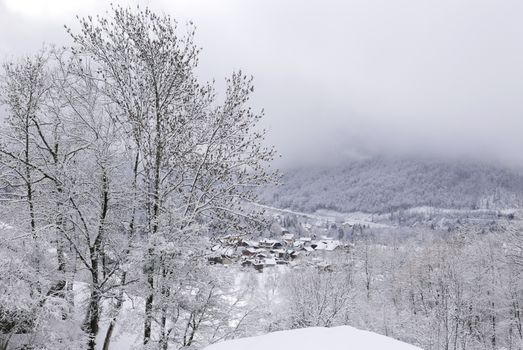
left=204, top=326, right=421, bottom=350
left=261, top=156, right=523, bottom=213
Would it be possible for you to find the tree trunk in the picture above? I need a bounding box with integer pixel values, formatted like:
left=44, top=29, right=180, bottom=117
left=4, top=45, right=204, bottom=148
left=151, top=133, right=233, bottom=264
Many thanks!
left=102, top=271, right=127, bottom=350
left=54, top=187, right=68, bottom=302
left=24, top=113, right=36, bottom=236
left=159, top=260, right=170, bottom=350
left=104, top=152, right=139, bottom=349
left=85, top=169, right=109, bottom=350
left=144, top=102, right=163, bottom=345
left=143, top=252, right=155, bottom=345
left=84, top=283, right=101, bottom=350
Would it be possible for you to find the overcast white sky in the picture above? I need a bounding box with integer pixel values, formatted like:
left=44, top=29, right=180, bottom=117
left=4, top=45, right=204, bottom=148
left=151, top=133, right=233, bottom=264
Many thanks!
left=1, top=0, right=523, bottom=167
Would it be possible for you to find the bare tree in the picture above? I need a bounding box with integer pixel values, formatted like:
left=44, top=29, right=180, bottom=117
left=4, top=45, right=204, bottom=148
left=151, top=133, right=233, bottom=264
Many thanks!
left=0, top=51, right=49, bottom=237
left=284, top=267, right=354, bottom=328
left=67, top=6, right=277, bottom=349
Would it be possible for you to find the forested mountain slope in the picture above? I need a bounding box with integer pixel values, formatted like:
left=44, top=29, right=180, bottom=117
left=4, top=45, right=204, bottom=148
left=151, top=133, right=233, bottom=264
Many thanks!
left=261, top=156, right=523, bottom=213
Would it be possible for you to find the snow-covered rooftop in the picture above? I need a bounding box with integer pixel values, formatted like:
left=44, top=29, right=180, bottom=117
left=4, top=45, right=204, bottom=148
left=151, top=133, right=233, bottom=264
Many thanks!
left=203, top=326, right=421, bottom=350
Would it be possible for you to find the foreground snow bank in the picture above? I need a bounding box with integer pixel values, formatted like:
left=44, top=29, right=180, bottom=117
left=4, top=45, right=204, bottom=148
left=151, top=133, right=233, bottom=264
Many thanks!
left=203, top=326, right=421, bottom=350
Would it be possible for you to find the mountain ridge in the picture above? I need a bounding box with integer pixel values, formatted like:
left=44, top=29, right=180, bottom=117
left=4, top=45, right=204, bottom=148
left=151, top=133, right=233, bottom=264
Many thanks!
left=260, top=156, right=523, bottom=214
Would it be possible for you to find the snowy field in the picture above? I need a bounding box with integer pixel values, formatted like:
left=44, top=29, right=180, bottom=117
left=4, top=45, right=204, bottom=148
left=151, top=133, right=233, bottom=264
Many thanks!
left=203, top=326, right=421, bottom=350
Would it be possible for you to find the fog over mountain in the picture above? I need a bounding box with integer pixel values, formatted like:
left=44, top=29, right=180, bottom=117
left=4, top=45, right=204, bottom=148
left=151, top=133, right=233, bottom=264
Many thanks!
left=261, top=156, right=523, bottom=214
left=1, top=0, right=523, bottom=167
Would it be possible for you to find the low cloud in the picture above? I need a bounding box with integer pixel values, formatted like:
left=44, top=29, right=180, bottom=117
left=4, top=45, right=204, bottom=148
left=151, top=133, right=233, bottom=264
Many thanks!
left=2, top=0, right=523, bottom=167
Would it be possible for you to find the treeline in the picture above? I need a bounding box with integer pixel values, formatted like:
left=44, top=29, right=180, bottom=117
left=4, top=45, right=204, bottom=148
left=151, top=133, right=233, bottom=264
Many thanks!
left=261, top=156, right=523, bottom=213
left=0, top=6, right=276, bottom=350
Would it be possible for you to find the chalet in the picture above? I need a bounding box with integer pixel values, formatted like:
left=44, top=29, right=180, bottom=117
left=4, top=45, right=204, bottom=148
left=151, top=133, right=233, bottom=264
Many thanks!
left=293, top=241, right=305, bottom=249
left=259, top=238, right=283, bottom=249
left=270, top=249, right=286, bottom=258
left=240, top=240, right=259, bottom=248
left=263, top=258, right=277, bottom=267
left=242, top=247, right=258, bottom=256
left=314, top=241, right=328, bottom=251
left=289, top=250, right=300, bottom=259
left=324, top=240, right=342, bottom=251
left=302, top=246, right=314, bottom=253
left=241, top=260, right=254, bottom=267
left=218, top=235, right=243, bottom=246
left=282, top=233, right=295, bottom=244
left=256, top=252, right=269, bottom=259
left=212, top=245, right=236, bottom=257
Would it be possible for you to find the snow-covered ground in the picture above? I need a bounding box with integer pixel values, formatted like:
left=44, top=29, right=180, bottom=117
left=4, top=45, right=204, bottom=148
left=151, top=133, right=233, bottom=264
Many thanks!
left=203, top=326, right=421, bottom=350
left=255, top=202, right=523, bottom=230
left=253, top=203, right=391, bottom=228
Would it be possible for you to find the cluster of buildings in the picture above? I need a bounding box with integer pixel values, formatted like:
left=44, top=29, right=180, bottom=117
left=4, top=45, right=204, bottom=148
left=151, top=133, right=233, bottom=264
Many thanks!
left=208, top=231, right=348, bottom=272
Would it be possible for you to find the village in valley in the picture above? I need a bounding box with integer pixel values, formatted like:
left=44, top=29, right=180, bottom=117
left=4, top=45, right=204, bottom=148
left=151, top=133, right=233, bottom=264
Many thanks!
left=205, top=204, right=523, bottom=273
left=208, top=231, right=350, bottom=272
left=206, top=210, right=362, bottom=272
